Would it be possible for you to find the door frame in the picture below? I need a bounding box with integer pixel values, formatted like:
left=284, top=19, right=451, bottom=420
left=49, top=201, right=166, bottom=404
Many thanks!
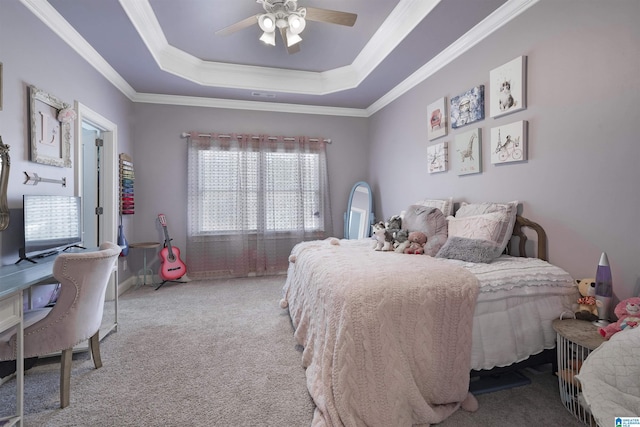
left=74, top=101, right=118, bottom=296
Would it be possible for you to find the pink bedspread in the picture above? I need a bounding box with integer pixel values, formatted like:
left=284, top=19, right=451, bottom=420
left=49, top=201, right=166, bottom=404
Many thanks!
left=281, top=239, right=480, bottom=426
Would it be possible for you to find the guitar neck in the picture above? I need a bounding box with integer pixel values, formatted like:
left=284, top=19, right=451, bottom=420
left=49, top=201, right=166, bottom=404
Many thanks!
left=162, top=227, right=169, bottom=244
left=162, top=226, right=173, bottom=250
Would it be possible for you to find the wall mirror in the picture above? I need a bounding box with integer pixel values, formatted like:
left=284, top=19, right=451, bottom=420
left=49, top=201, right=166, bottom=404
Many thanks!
left=344, top=181, right=374, bottom=239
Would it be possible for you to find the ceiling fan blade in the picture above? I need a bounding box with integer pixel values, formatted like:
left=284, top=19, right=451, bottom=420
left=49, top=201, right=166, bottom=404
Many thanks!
left=286, top=42, right=301, bottom=54
left=215, top=15, right=259, bottom=36
left=305, top=7, right=357, bottom=27
left=280, top=28, right=301, bottom=54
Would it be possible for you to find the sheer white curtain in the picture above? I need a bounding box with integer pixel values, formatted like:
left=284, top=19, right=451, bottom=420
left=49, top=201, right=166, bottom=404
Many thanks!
left=186, top=132, right=333, bottom=279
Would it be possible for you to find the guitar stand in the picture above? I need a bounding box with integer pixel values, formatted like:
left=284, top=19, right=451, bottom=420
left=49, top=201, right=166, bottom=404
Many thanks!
left=154, top=278, right=183, bottom=291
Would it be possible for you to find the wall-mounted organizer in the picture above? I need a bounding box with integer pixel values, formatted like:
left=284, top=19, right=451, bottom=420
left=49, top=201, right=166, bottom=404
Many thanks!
left=119, top=153, right=134, bottom=215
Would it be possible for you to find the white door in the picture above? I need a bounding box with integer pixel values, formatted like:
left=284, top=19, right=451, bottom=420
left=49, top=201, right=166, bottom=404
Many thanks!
left=81, top=125, right=100, bottom=248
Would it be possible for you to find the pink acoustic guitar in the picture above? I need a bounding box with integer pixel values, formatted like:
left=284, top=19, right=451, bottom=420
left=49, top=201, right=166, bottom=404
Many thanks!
left=157, top=214, right=186, bottom=281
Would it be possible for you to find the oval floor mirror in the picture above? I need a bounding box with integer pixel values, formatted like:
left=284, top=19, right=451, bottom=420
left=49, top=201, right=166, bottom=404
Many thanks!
left=344, top=181, right=374, bottom=239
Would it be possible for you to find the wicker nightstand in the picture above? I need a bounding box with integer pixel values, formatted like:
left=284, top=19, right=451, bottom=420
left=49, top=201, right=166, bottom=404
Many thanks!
left=552, top=318, right=605, bottom=426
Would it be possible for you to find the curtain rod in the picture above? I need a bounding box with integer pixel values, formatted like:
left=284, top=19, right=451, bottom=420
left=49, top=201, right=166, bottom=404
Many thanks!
left=181, top=132, right=331, bottom=144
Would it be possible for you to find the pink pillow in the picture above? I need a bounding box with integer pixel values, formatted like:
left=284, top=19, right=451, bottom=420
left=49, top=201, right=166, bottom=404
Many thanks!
left=447, top=212, right=505, bottom=242
left=454, top=201, right=518, bottom=254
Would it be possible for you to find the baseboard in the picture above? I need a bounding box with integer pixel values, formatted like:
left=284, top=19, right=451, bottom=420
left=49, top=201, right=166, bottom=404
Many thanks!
left=118, top=276, right=137, bottom=295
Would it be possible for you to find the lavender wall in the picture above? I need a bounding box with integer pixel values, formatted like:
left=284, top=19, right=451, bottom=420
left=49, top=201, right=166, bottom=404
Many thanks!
left=2, top=0, right=638, bottom=300
left=368, top=0, right=640, bottom=300
left=129, top=103, right=369, bottom=251
left=0, top=1, right=133, bottom=265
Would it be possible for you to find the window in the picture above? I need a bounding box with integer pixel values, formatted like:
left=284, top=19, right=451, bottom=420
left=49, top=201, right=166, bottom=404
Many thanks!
left=194, top=145, right=326, bottom=234
left=186, top=133, right=332, bottom=279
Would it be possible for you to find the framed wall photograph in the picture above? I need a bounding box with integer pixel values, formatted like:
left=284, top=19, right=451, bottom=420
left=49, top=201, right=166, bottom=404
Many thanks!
left=427, top=141, right=448, bottom=173
left=453, top=128, right=481, bottom=175
left=490, top=56, right=527, bottom=118
left=28, top=85, right=72, bottom=168
left=490, top=120, right=527, bottom=164
left=427, top=97, right=447, bottom=140
left=450, top=85, right=484, bottom=129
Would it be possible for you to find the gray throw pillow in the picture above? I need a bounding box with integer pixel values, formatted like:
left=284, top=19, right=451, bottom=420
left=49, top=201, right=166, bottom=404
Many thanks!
left=435, top=236, right=502, bottom=263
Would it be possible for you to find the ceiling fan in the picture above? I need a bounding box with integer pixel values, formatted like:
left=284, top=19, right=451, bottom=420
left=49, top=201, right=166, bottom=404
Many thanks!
left=216, top=0, right=357, bottom=54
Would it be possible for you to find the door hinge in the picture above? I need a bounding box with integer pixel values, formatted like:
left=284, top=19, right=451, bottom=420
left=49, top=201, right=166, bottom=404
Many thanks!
left=95, top=138, right=104, bottom=147
left=95, top=207, right=104, bottom=215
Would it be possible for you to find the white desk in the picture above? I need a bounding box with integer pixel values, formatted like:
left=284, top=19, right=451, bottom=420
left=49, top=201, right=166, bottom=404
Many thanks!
left=0, top=259, right=58, bottom=427
left=0, top=250, right=117, bottom=426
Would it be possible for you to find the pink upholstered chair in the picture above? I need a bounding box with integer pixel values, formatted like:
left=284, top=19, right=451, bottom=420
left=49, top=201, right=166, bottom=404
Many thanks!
left=0, top=242, right=120, bottom=408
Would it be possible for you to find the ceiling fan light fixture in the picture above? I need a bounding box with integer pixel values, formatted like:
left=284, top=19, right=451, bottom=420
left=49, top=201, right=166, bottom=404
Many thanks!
left=259, top=31, right=276, bottom=46
left=275, top=18, right=288, bottom=29
left=287, top=13, right=306, bottom=35
left=218, top=0, right=356, bottom=54
left=285, top=29, right=302, bottom=47
left=258, top=13, right=276, bottom=32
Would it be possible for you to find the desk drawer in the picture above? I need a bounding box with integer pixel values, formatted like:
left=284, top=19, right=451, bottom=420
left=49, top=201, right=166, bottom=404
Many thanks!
left=0, top=292, right=22, bottom=332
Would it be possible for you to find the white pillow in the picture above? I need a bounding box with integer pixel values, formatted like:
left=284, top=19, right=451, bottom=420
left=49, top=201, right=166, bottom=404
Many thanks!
left=447, top=212, right=505, bottom=242
left=454, top=201, right=518, bottom=254
left=414, top=197, right=454, bottom=217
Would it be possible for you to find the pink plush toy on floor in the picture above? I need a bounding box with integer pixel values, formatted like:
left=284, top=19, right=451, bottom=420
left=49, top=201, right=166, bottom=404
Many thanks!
left=598, top=297, right=640, bottom=339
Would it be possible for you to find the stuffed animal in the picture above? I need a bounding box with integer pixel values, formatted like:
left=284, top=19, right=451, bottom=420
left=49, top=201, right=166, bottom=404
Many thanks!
left=404, top=231, right=427, bottom=254
left=372, top=221, right=394, bottom=251
left=555, top=359, right=583, bottom=388
left=386, top=215, right=402, bottom=236
left=598, top=297, right=640, bottom=339
left=394, top=229, right=410, bottom=253
left=574, top=278, right=598, bottom=322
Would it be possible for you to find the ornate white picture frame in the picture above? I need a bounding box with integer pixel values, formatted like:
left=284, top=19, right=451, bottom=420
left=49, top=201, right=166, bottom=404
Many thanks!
left=29, top=85, right=72, bottom=168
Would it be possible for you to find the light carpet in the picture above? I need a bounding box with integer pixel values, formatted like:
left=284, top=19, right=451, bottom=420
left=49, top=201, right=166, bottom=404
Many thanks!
left=0, top=276, right=584, bottom=426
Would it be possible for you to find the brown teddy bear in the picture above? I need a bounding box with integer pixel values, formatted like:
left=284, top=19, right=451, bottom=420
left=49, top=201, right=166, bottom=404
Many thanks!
left=404, top=231, right=427, bottom=254
left=574, top=278, right=598, bottom=322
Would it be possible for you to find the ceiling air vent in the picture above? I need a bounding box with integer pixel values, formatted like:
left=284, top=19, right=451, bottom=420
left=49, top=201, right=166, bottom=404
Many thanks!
left=251, top=92, right=276, bottom=98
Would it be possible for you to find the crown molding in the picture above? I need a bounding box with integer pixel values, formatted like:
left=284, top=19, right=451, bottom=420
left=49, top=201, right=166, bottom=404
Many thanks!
left=21, top=0, right=538, bottom=118
left=367, top=0, right=540, bottom=116
left=20, top=0, right=138, bottom=100
left=133, top=93, right=369, bottom=118
left=350, top=0, right=440, bottom=77
left=118, top=0, right=434, bottom=96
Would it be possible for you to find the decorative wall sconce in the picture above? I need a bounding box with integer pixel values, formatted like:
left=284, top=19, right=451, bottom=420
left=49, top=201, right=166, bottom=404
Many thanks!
left=0, top=136, right=9, bottom=231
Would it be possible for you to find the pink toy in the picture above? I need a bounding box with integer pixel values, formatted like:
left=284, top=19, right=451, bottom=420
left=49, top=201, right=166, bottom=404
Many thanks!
left=598, top=297, right=640, bottom=340
left=404, top=231, right=427, bottom=255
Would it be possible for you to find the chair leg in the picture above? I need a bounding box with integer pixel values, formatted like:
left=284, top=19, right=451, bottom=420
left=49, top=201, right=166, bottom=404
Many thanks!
left=89, top=331, right=102, bottom=369
left=60, top=348, right=72, bottom=408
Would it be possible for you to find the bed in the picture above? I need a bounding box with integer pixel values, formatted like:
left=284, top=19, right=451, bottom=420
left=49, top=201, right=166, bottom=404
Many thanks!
left=281, top=200, right=578, bottom=426
left=576, top=325, right=640, bottom=424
